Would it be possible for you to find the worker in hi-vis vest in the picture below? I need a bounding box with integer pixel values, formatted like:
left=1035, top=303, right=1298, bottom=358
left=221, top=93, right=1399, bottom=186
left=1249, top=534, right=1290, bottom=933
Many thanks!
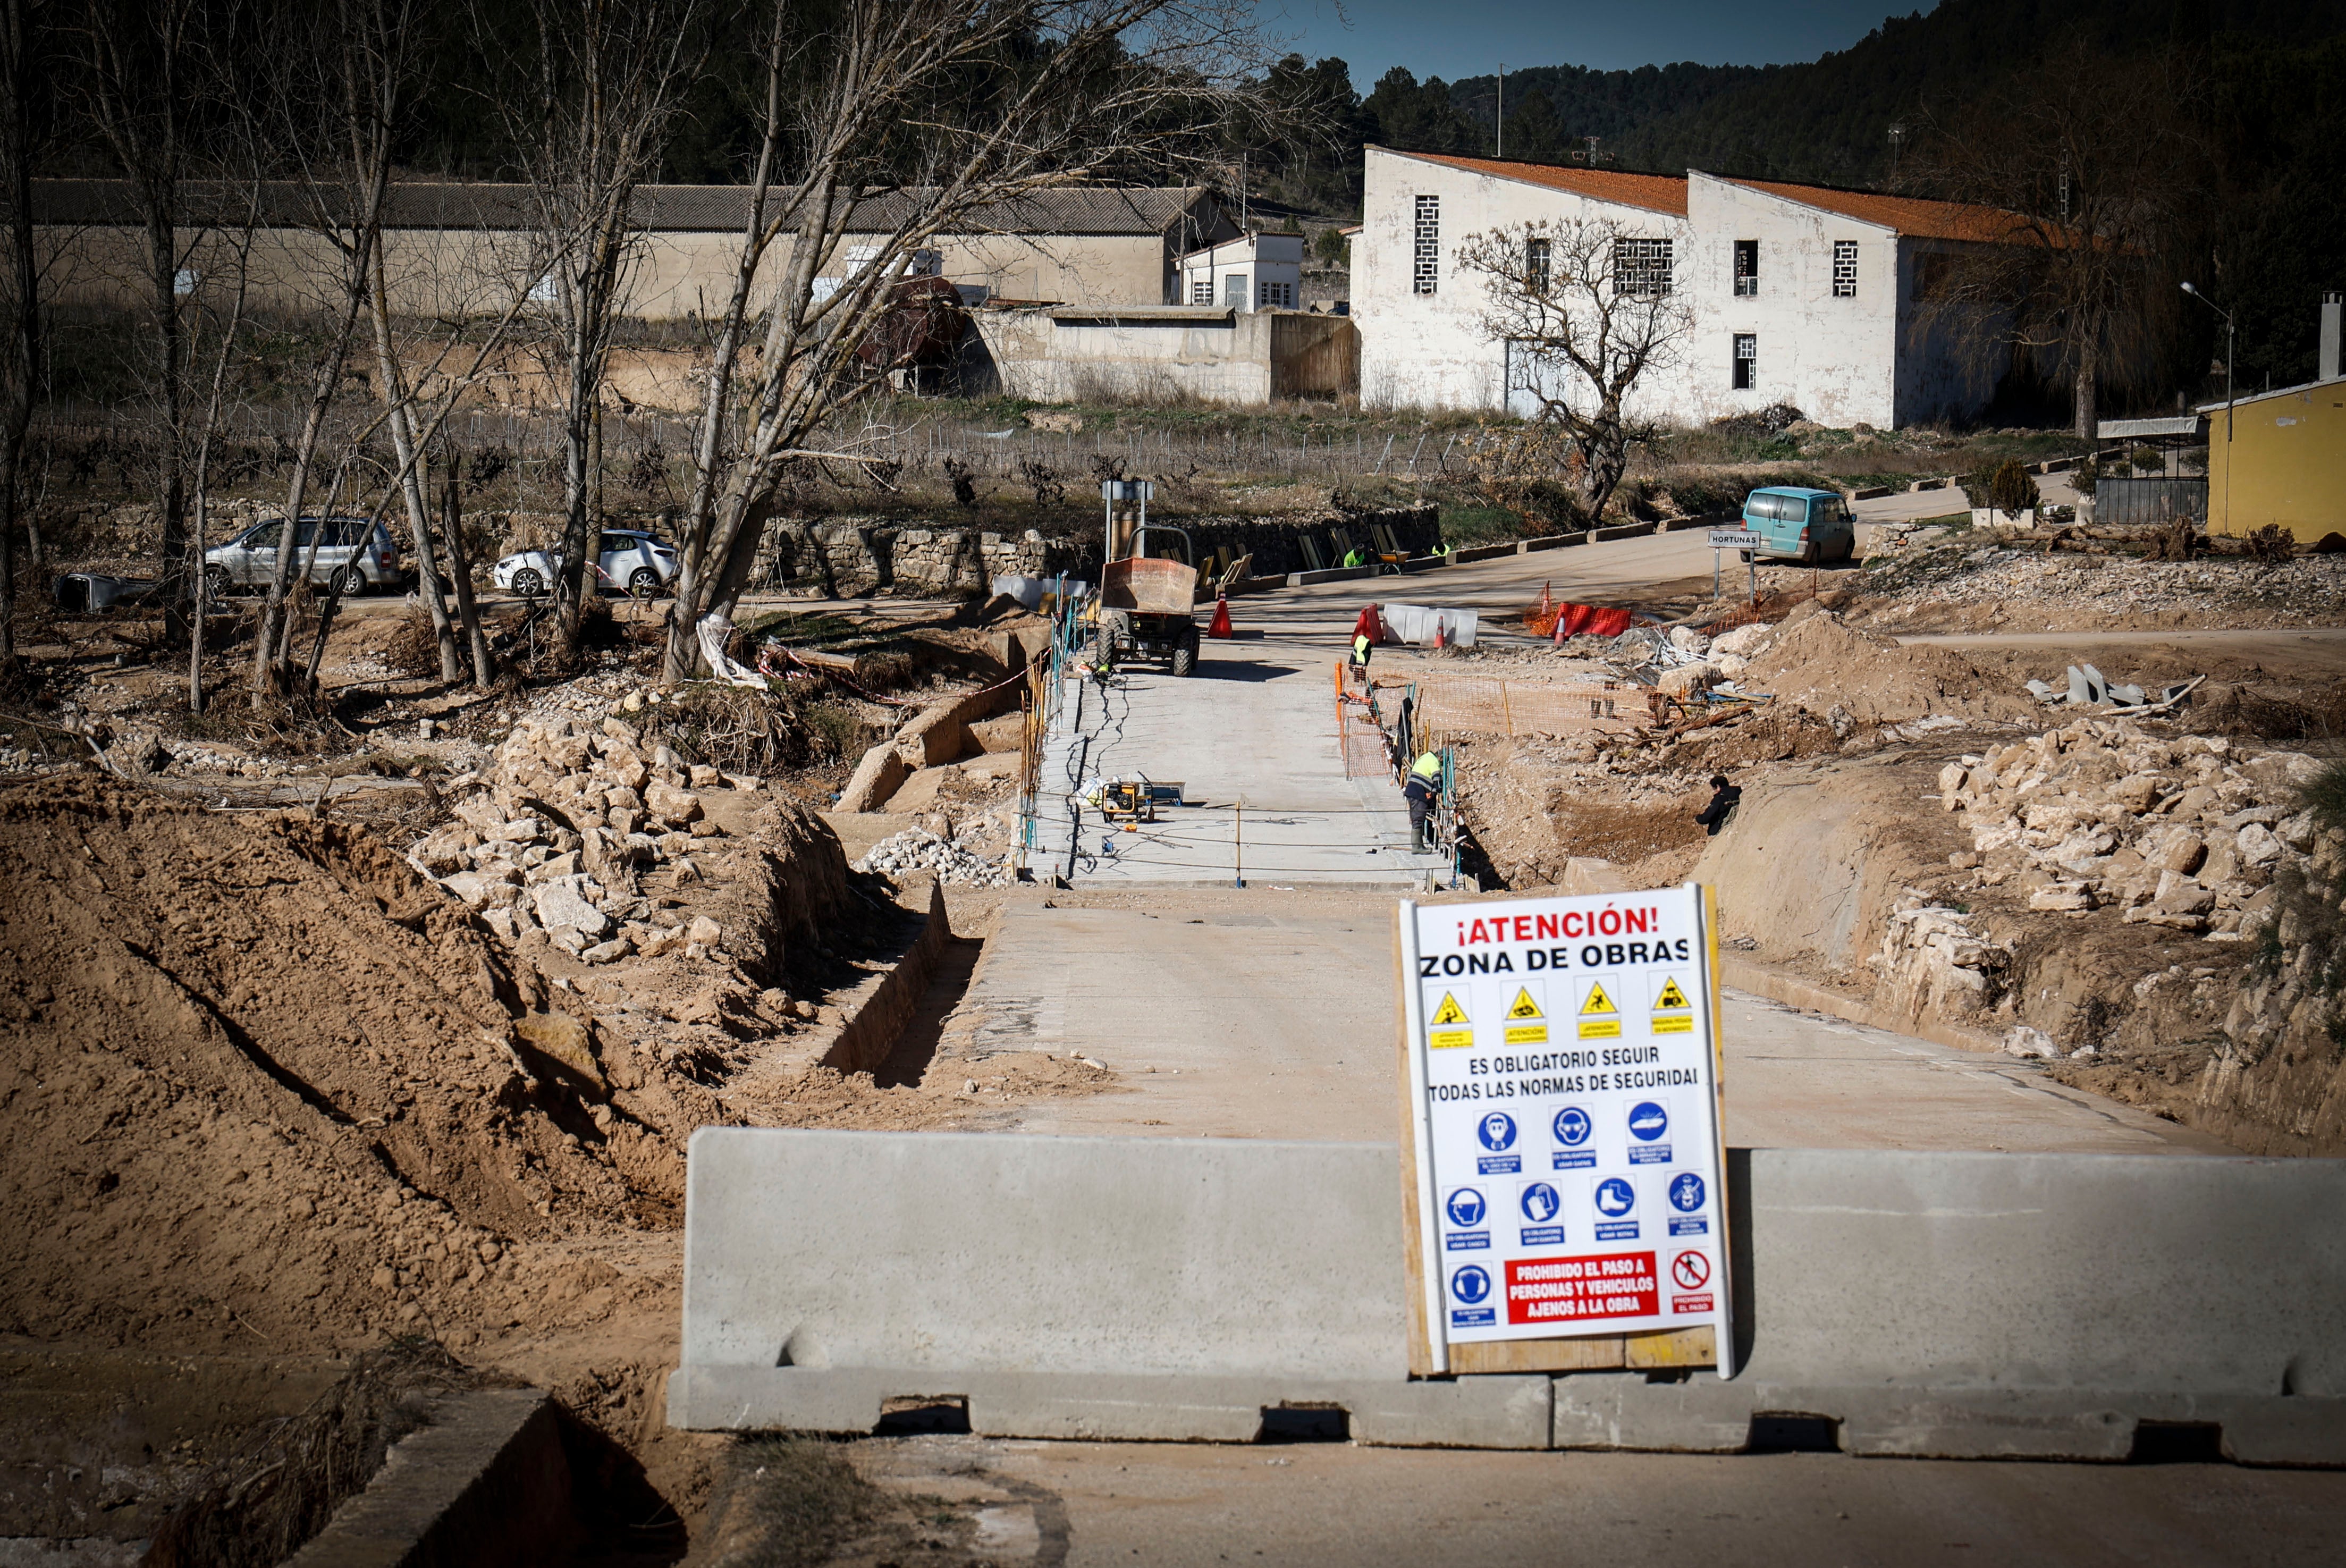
left=1405, top=751, right=1442, bottom=854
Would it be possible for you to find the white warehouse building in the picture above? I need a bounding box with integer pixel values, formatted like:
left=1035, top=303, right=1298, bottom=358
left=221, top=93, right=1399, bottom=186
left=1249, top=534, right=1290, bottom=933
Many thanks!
left=1353, top=146, right=2022, bottom=428
left=1177, top=231, right=1304, bottom=310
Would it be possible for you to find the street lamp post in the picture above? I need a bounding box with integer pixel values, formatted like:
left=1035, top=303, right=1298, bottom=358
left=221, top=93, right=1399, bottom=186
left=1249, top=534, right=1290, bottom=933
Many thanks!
left=2181, top=282, right=2236, bottom=534
left=2181, top=282, right=2234, bottom=444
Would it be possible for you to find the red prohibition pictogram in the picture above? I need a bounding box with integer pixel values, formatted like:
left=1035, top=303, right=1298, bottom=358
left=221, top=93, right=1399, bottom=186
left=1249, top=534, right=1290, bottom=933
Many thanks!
left=1670, top=1250, right=1711, bottom=1291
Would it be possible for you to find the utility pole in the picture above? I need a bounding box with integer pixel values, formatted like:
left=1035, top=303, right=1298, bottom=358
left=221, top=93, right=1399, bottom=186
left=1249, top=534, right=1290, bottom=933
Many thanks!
left=1497, top=64, right=1504, bottom=158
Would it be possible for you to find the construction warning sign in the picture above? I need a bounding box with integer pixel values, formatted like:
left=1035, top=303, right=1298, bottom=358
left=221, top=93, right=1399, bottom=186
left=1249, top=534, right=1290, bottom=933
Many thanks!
left=1428, top=992, right=1473, bottom=1049
left=1576, top=979, right=1622, bottom=1040
left=1504, top=987, right=1547, bottom=1046
left=1650, top=975, right=1694, bottom=1035
left=1397, top=884, right=1733, bottom=1371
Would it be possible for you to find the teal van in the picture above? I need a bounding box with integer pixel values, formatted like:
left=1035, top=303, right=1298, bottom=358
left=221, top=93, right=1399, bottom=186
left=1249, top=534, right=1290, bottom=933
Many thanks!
left=1740, top=486, right=1856, bottom=563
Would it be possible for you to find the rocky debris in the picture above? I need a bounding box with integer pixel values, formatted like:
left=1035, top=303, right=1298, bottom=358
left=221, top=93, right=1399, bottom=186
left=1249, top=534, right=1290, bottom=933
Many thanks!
left=1937, top=716, right=2329, bottom=940
left=853, top=828, right=1011, bottom=888
left=1854, top=536, right=2346, bottom=628
left=1871, top=895, right=2013, bottom=1027
left=409, top=714, right=746, bottom=962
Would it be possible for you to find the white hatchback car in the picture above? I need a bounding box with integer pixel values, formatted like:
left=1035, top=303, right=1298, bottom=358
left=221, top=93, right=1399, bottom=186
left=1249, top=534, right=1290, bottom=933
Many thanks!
left=493, top=529, right=679, bottom=598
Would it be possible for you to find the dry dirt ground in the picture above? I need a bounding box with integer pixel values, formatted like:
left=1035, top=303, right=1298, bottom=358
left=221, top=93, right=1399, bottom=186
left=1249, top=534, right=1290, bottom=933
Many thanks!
left=6, top=522, right=2345, bottom=1561
left=1446, top=596, right=2346, bottom=1162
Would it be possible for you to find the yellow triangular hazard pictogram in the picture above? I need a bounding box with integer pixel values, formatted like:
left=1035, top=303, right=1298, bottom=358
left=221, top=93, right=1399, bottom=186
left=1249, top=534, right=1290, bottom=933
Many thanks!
left=1654, top=977, right=1692, bottom=1010
left=1581, top=981, right=1617, bottom=1016
left=1507, top=988, right=1543, bottom=1020
left=1430, top=992, right=1469, bottom=1026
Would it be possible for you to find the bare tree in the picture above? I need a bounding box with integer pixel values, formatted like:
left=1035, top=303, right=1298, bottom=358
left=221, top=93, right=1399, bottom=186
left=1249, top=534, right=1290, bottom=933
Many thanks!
left=0, top=0, right=52, bottom=672
left=244, top=0, right=406, bottom=698
left=661, top=0, right=1270, bottom=682
left=72, top=0, right=216, bottom=639
left=183, top=182, right=260, bottom=714
left=494, top=0, right=710, bottom=663
left=1904, top=43, right=2205, bottom=439
left=1455, top=217, right=1692, bottom=520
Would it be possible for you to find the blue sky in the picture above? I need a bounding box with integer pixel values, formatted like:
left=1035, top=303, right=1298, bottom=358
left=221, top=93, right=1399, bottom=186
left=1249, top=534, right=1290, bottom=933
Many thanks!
left=1259, top=1, right=1933, bottom=87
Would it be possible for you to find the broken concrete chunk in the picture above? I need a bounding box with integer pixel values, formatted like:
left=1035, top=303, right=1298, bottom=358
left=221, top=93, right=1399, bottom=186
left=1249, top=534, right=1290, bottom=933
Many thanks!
left=2151, top=833, right=2206, bottom=875
left=533, top=878, right=612, bottom=938
left=2002, top=1026, right=2058, bottom=1058
left=439, top=869, right=519, bottom=910
left=525, top=850, right=583, bottom=884
left=580, top=938, right=632, bottom=965
left=2028, top=884, right=2094, bottom=912
left=1938, top=763, right=1970, bottom=810
left=644, top=782, right=703, bottom=824
left=684, top=915, right=723, bottom=947
left=689, top=764, right=721, bottom=789
left=2235, top=822, right=2282, bottom=866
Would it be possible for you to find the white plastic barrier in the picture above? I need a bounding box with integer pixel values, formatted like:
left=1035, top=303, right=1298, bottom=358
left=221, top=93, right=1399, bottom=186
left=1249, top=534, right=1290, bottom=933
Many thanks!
left=1379, top=602, right=1479, bottom=647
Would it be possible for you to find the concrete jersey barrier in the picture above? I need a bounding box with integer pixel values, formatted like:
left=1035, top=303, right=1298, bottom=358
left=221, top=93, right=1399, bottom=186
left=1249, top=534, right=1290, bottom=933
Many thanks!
left=670, top=1128, right=2346, bottom=1459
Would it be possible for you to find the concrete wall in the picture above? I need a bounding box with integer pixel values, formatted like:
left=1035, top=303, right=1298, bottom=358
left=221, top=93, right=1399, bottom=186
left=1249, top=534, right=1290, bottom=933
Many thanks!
left=752, top=505, right=1434, bottom=595
left=2205, top=380, right=2346, bottom=542
left=967, top=306, right=1357, bottom=406
left=39, top=224, right=1179, bottom=322
left=670, top=1129, right=2346, bottom=1457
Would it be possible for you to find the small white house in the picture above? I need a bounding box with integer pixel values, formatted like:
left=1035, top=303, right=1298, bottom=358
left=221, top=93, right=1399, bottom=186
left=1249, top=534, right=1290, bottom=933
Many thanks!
left=1177, top=232, right=1305, bottom=311
left=1353, top=146, right=2020, bottom=428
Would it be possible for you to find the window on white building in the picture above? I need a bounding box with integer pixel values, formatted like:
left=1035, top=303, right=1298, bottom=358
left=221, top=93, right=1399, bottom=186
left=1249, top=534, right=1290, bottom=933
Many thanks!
left=1733, top=240, right=1757, bottom=297
left=1413, top=195, right=1440, bottom=296
left=1613, top=237, right=1673, bottom=298
left=1732, top=333, right=1756, bottom=390
left=1191, top=277, right=1213, bottom=305
left=1526, top=235, right=1550, bottom=292
left=1222, top=273, right=1249, bottom=308
left=1257, top=280, right=1293, bottom=309
left=1833, top=240, right=1858, bottom=298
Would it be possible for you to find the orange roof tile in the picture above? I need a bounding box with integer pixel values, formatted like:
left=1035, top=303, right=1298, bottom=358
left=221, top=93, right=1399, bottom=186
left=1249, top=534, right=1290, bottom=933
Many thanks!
left=1379, top=148, right=1689, bottom=216
left=1724, top=180, right=2038, bottom=246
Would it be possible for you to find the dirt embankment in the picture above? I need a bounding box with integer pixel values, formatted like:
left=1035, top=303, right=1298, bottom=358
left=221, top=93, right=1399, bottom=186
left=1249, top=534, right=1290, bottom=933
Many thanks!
left=1453, top=607, right=2346, bottom=1157
left=0, top=779, right=659, bottom=1352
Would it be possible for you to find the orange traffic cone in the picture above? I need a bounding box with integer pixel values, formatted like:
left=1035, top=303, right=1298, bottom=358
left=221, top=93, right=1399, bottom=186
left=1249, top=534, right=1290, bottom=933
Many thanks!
left=1539, top=580, right=1554, bottom=616
left=1207, top=594, right=1234, bottom=638
left=1433, top=617, right=1448, bottom=651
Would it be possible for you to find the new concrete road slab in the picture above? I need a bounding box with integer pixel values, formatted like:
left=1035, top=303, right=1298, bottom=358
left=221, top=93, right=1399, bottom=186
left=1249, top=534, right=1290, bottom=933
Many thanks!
left=851, top=1433, right=2346, bottom=1568
left=955, top=892, right=2220, bottom=1154
left=1030, top=638, right=1445, bottom=886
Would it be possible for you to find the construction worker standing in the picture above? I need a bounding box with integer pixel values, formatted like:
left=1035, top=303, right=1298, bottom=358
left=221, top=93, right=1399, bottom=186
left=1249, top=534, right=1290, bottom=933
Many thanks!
left=1405, top=751, right=1442, bottom=854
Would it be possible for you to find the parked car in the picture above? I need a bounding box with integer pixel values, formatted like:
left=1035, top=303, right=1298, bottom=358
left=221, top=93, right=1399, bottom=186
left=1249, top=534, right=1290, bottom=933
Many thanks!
left=202, top=516, right=408, bottom=597
left=492, top=529, right=680, bottom=598
left=1738, top=486, right=1856, bottom=563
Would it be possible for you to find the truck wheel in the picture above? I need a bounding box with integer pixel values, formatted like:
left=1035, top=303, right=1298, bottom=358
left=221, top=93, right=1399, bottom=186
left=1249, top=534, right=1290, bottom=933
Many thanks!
left=1170, top=628, right=1199, bottom=677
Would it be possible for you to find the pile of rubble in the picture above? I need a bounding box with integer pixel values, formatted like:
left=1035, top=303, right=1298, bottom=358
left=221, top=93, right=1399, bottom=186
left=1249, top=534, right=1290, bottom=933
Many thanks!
left=1938, top=717, right=2330, bottom=935
left=407, top=714, right=746, bottom=963
left=853, top=827, right=1012, bottom=888
left=1855, top=539, right=2346, bottom=627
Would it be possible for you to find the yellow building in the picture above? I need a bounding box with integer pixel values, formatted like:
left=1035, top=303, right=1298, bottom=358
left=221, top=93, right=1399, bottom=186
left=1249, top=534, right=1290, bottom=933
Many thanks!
left=2201, top=375, right=2346, bottom=543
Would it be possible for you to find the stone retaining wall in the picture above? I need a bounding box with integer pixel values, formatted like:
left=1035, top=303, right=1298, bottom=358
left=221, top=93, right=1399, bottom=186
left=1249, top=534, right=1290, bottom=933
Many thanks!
left=751, top=505, right=1439, bottom=598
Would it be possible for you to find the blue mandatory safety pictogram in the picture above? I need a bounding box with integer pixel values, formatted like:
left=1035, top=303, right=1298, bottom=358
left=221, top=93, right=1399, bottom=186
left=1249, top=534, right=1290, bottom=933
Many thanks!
left=1595, top=1177, right=1636, bottom=1217
left=1552, top=1106, right=1593, bottom=1147
left=1446, top=1188, right=1488, bottom=1228
left=1451, top=1264, right=1491, bottom=1305
left=1479, top=1112, right=1518, bottom=1152
left=1627, top=1101, right=1669, bottom=1142
left=1669, top=1173, right=1707, bottom=1212
left=1520, top=1182, right=1560, bottom=1223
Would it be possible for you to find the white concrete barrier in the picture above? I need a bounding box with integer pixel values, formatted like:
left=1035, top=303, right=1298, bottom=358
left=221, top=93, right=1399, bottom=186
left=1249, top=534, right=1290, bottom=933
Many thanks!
left=670, top=1131, right=2346, bottom=1459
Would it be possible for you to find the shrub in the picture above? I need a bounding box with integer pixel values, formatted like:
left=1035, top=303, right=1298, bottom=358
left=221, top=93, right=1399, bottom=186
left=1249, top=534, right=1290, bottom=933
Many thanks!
left=1985, top=459, right=2040, bottom=514
left=2071, top=455, right=2099, bottom=497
